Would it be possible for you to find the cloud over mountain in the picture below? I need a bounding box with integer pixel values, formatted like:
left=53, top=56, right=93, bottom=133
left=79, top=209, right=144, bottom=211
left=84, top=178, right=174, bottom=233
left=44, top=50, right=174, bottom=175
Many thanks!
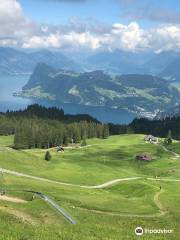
left=0, top=0, right=180, bottom=53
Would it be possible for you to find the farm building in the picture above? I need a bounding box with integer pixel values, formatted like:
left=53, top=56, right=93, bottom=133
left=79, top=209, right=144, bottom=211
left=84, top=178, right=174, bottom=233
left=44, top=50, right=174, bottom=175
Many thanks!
left=144, top=135, right=158, bottom=144
left=136, top=154, right=153, bottom=161
left=57, top=146, right=64, bottom=152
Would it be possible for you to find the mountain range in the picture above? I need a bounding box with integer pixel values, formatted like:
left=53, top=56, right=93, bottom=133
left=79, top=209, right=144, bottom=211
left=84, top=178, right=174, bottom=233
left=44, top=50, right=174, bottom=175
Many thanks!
left=0, top=47, right=81, bottom=75
left=1, top=47, right=180, bottom=120
left=1, top=47, right=180, bottom=80
left=19, top=63, right=180, bottom=118
left=160, top=57, right=180, bottom=82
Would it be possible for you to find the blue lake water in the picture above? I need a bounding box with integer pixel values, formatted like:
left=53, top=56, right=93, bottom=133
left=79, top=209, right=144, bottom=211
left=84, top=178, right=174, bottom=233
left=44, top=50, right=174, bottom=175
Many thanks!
left=0, top=74, right=136, bottom=124
left=36, top=99, right=136, bottom=124
left=0, top=74, right=32, bottom=112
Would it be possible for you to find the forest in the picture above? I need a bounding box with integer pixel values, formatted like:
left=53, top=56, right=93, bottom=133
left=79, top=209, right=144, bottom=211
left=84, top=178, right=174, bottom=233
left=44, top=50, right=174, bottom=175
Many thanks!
left=1, top=104, right=180, bottom=149
left=130, top=117, right=180, bottom=139
left=0, top=104, right=109, bottom=149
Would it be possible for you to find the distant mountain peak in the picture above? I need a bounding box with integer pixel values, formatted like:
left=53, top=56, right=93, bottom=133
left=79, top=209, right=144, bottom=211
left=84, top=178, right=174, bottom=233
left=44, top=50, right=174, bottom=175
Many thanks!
left=0, top=47, right=82, bottom=75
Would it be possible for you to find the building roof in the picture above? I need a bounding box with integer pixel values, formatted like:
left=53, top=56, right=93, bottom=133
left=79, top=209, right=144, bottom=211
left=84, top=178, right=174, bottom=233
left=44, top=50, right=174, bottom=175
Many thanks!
left=136, top=154, right=153, bottom=161
left=144, top=135, right=157, bottom=141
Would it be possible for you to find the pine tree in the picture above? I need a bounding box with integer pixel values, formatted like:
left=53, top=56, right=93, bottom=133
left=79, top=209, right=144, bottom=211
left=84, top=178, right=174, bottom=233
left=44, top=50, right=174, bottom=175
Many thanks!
left=168, top=129, right=172, bottom=140
left=45, top=151, right=51, bottom=161
left=102, top=124, right=109, bottom=139
left=166, top=129, right=172, bottom=145
left=63, top=129, right=69, bottom=146
left=126, top=127, right=134, bottom=134
left=81, top=138, right=87, bottom=146
left=73, top=125, right=81, bottom=143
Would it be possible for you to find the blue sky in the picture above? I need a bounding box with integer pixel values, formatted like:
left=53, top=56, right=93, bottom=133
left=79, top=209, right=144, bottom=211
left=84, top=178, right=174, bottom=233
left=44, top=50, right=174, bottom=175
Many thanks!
left=20, top=0, right=180, bottom=27
left=20, top=0, right=122, bottom=25
left=0, top=0, right=180, bottom=52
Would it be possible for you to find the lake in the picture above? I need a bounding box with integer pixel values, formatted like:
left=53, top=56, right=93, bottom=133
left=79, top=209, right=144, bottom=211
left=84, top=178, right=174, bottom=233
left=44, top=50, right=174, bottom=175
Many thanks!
left=36, top=99, right=136, bottom=124
left=0, top=74, right=32, bottom=112
left=0, top=74, right=136, bottom=124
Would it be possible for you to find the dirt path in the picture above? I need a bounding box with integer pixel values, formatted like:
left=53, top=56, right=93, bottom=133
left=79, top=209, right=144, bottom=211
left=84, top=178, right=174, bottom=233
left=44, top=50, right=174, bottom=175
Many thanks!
left=153, top=189, right=166, bottom=216
left=87, top=177, right=142, bottom=189
left=1, top=167, right=180, bottom=189
left=0, top=206, right=37, bottom=225
left=0, top=167, right=142, bottom=189
left=63, top=145, right=92, bottom=149
left=70, top=206, right=164, bottom=218
left=0, top=195, right=27, bottom=203
left=161, top=146, right=180, bottom=158
left=147, top=177, right=180, bottom=182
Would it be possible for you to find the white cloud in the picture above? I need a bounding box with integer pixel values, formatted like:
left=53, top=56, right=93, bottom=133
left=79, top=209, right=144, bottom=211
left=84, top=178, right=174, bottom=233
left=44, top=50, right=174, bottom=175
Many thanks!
left=147, top=25, right=180, bottom=52
left=1, top=0, right=180, bottom=53
left=22, top=34, right=62, bottom=49
left=0, top=0, right=38, bottom=47
left=22, top=31, right=101, bottom=50
left=108, top=22, right=148, bottom=51
left=105, top=22, right=180, bottom=52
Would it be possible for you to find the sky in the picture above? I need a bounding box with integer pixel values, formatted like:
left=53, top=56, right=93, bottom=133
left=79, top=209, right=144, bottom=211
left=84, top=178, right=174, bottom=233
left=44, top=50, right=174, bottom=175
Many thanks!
left=0, top=0, right=180, bottom=53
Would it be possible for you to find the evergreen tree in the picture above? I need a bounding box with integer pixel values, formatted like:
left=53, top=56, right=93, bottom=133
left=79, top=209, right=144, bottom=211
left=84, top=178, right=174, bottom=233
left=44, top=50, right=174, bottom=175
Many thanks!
left=126, top=127, right=134, bottom=134
left=73, top=124, right=81, bottom=143
left=81, top=138, right=87, bottom=146
left=45, top=151, right=51, bottom=161
left=102, top=124, right=109, bottom=139
left=168, top=129, right=172, bottom=140
left=165, top=129, right=173, bottom=145
left=63, top=129, right=69, bottom=146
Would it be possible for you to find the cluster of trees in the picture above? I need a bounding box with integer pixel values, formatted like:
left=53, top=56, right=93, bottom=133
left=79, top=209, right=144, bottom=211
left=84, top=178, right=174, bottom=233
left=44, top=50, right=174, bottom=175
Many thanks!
left=108, top=123, right=127, bottom=135
left=2, top=103, right=180, bottom=151
left=130, top=117, right=180, bottom=140
left=0, top=104, right=109, bottom=149
left=13, top=119, right=109, bottom=149
left=0, top=116, right=15, bottom=135
left=6, top=104, right=99, bottom=123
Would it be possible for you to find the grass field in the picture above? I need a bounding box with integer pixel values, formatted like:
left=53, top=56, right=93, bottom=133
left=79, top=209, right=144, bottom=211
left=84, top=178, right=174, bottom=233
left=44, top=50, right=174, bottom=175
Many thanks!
left=0, top=134, right=179, bottom=239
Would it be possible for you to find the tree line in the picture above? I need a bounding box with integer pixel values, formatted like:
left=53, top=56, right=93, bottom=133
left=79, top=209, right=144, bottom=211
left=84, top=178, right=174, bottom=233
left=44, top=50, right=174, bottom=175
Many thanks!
left=0, top=104, right=110, bottom=149
left=129, top=117, right=180, bottom=140
left=2, top=104, right=180, bottom=149
left=13, top=119, right=109, bottom=149
left=5, top=104, right=99, bottom=123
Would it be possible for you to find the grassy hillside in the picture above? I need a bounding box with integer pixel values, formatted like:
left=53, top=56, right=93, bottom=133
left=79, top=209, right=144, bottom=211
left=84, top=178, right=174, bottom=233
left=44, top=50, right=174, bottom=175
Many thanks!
left=0, top=134, right=179, bottom=184
left=0, top=134, right=179, bottom=239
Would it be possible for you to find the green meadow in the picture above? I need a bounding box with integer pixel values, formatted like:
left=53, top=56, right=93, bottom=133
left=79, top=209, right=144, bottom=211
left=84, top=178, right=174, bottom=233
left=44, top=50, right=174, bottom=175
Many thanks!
left=0, top=134, right=179, bottom=240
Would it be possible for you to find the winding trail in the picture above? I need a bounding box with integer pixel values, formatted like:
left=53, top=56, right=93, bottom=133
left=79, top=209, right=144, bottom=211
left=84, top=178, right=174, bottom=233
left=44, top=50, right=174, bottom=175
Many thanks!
left=0, top=167, right=141, bottom=189
left=161, top=145, right=180, bottom=158
left=0, top=142, right=179, bottom=223
left=0, top=167, right=180, bottom=189
left=153, top=189, right=166, bottom=215
left=0, top=167, right=178, bottom=222
left=147, top=177, right=180, bottom=182
left=88, top=177, right=142, bottom=189
left=0, top=145, right=179, bottom=221
left=0, top=206, right=38, bottom=225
